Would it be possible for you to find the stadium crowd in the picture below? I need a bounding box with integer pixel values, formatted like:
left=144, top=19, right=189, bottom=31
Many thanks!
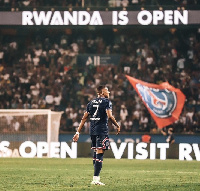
left=0, top=27, right=200, bottom=134
left=0, top=0, right=200, bottom=9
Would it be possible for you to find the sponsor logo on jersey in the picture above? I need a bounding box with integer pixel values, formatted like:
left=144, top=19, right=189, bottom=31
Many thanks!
left=90, top=118, right=100, bottom=120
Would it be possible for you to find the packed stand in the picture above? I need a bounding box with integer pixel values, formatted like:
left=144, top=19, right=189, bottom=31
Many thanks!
left=0, top=0, right=200, bottom=10
left=0, top=28, right=199, bottom=134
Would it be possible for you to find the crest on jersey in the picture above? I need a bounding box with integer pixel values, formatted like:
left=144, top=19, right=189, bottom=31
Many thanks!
left=126, top=75, right=186, bottom=129
left=136, top=84, right=177, bottom=118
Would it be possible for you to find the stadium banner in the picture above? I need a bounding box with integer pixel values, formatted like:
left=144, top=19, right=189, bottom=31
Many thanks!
left=77, top=54, right=121, bottom=67
left=0, top=10, right=200, bottom=26
left=0, top=141, right=200, bottom=161
left=126, top=75, right=186, bottom=129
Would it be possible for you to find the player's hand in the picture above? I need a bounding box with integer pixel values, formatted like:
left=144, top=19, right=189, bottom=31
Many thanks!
left=72, top=133, right=79, bottom=142
left=116, top=126, right=120, bottom=135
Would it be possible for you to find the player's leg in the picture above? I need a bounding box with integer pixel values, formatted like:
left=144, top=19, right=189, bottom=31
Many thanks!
left=90, top=135, right=97, bottom=167
left=93, top=149, right=96, bottom=167
left=91, top=135, right=110, bottom=185
left=94, top=149, right=104, bottom=177
left=91, top=148, right=105, bottom=185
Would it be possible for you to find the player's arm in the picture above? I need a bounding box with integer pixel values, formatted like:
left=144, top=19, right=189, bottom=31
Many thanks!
left=72, top=111, right=89, bottom=142
left=106, top=109, right=120, bottom=135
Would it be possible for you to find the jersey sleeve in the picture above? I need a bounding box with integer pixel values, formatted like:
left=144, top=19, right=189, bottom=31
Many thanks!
left=86, top=101, right=91, bottom=114
left=106, top=100, right=112, bottom=110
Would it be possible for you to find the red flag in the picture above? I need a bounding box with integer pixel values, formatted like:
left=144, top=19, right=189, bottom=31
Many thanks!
left=126, top=75, right=186, bottom=129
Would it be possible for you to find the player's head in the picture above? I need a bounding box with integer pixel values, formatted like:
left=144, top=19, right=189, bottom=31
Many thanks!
left=96, top=85, right=110, bottom=98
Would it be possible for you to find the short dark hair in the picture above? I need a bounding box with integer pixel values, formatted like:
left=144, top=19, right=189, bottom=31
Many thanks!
left=96, top=85, right=105, bottom=95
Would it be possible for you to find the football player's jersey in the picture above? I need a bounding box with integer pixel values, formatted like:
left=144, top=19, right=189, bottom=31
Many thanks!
left=86, top=97, right=112, bottom=135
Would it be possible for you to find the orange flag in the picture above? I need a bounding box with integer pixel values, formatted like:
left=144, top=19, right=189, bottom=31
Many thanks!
left=126, top=75, right=186, bottom=129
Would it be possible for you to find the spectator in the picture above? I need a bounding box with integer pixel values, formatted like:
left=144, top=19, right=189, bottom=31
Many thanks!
left=11, top=118, right=20, bottom=132
left=185, top=107, right=195, bottom=133
left=161, top=127, right=175, bottom=144
left=139, top=111, right=149, bottom=132
left=121, top=0, right=129, bottom=7
left=124, top=116, right=133, bottom=132
left=177, top=56, right=185, bottom=72
left=132, top=108, right=140, bottom=132
left=120, top=105, right=128, bottom=121
left=141, top=133, right=151, bottom=143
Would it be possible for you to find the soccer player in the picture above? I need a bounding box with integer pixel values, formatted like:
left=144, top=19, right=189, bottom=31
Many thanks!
left=73, top=85, right=121, bottom=185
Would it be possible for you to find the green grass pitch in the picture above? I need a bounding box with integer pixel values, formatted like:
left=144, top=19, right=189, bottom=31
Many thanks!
left=0, top=158, right=199, bottom=191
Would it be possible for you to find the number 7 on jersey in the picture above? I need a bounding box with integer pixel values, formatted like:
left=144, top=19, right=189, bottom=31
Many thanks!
left=93, top=105, right=99, bottom=117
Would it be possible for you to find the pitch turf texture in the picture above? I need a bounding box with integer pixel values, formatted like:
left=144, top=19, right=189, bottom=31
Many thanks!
left=0, top=158, right=199, bottom=191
